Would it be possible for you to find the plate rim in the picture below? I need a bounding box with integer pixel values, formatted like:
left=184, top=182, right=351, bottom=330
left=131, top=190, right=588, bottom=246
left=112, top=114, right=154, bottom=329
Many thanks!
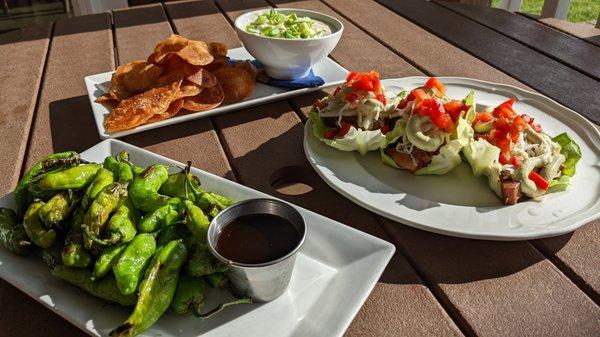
left=0, top=139, right=395, bottom=337
left=304, top=76, right=600, bottom=241
left=85, top=46, right=349, bottom=140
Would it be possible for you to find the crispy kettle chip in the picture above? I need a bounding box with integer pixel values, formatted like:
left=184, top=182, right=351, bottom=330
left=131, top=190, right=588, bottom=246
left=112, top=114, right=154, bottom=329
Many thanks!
left=213, top=67, right=255, bottom=104
left=104, top=76, right=182, bottom=133
left=175, top=80, right=202, bottom=100
left=182, top=82, right=224, bottom=112
left=208, top=42, right=228, bottom=57
left=122, top=61, right=163, bottom=93
left=148, top=34, right=213, bottom=66
left=186, top=68, right=218, bottom=88
left=147, top=98, right=185, bottom=123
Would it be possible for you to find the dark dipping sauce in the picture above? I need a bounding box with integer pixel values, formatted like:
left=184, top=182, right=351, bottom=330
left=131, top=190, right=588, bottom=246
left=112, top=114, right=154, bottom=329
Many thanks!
left=216, top=213, right=301, bottom=265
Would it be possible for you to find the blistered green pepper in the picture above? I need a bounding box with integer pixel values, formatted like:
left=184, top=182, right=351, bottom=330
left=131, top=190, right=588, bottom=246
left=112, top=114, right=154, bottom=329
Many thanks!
left=82, top=168, right=114, bottom=209
left=89, top=198, right=138, bottom=246
left=52, top=265, right=137, bottom=306
left=113, top=233, right=156, bottom=295
left=171, top=275, right=205, bottom=315
left=34, top=164, right=101, bottom=191
left=195, top=191, right=232, bottom=218
left=206, top=272, right=228, bottom=289
left=92, top=244, right=126, bottom=281
left=158, top=162, right=201, bottom=202
left=138, top=202, right=180, bottom=233
left=186, top=239, right=228, bottom=277
left=104, top=151, right=135, bottom=182
left=129, top=164, right=174, bottom=212
left=41, top=242, right=63, bottom=269
left=110, top=239, right=187, bottom=337
left=38, top=192, right=79, bottom=228
left=156, top=224, right=187, bottom=248
left=0, top=208, right=31, bottom=256
left=15, top=151, right=79, bottom=216
left=23, top=201, right=56, bottom=248
left=82, top=182, right=128, bottom=249
left=61, top=209, right=92, bottom=268
left=181, top=200, right=210, bottom=243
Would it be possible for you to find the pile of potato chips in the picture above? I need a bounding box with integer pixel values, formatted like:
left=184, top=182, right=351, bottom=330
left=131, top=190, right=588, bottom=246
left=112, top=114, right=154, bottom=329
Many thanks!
left=99, top=35, right=257, bottom=133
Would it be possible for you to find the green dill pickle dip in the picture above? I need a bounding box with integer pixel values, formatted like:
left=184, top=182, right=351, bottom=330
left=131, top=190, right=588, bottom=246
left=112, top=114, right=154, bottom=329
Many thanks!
left=245, top=9, right=332, bottom=39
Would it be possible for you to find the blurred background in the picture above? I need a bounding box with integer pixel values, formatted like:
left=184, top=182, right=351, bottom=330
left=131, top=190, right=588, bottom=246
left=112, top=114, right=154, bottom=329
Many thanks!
left=0, top=0, right=598, bottom=34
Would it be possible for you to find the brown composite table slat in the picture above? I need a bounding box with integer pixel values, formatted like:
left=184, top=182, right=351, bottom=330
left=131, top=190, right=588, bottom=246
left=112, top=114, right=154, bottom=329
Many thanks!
left=117, top=3, right=234, bottom=180
left=325, top=0, right=600, bottom=313
left=1, top=13, right=115, bottom=337
left=275, top=0, right=600, bottom=336
left=376, top=0, right=600, bottom=125
left=538, top=17, right=600, bottom=48
left=209, top=1, right=464, bottom=335
left=0, top=23, right=51, bottom=196
left=433, top=0, right=600, bottom=81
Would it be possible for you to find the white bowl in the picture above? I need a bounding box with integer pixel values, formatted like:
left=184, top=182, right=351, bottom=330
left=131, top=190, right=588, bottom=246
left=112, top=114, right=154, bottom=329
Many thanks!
left=235, top=8, right=343, bottom=80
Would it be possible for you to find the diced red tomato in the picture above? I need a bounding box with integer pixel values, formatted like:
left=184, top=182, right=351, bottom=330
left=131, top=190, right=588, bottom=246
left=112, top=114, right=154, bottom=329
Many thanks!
left=473, top=112, right=493, bottom=125
left=499, top=153, right=511, bottom=165
left=443, top=100, right=468, bottom=122
left=425, top=77, right=447, bottom=95
left=380, top=124, right=390, bottom=134
left=338, top=121, right=351, bottom=137
left=346, top=71, right=359, bottom=82
left=511, top=156, right=521, bottom=167
left=352, top=77, right=374, bottom=91
left=528, top=171, right=549, bottom=191
left=345, top=93, right=358, bottom=103
left=493, top=98, right=516, bottom=118
left=415, top=98, right=454, bottom=131
left=412, top=89, right=428, bottom=102
left=324, top=128, right=337, bottom=139
left=376, top=93, right=387, bottom=105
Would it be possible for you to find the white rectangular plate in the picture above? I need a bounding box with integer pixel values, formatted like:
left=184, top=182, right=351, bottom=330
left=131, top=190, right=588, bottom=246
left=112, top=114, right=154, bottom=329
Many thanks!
left=86, top=47, right=348, bottom=139
left=0, top=139, right=394, bottom=337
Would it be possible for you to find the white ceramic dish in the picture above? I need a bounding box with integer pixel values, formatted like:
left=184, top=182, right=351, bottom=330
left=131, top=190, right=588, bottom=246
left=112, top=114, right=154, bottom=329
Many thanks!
left=86, top=47, right=348, bottom=139
left=0, top=139, right=394, bottom=337
left=304, top=77, right=600, bottom=240
left=235, top=8, right=343, bottom=79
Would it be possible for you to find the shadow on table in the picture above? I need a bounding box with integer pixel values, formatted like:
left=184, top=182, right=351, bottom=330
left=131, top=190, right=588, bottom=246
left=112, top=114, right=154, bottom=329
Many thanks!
left=48, top=96, right=102, bottom=153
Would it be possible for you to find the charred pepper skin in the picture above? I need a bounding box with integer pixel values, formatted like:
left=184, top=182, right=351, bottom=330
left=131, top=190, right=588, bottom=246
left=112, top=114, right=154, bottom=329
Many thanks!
left=34, top=164, right=102, bottom=191
left=137, top=202, right=180, bottom=233
left=38, top=192, right=79, bottom=228
left=82, top=168, right=114, bottom=209
left=171, top=274, right=205, bottom=315
left=113, top=233, right=157, bottom=295
left=23, top=201, right=56, bottom=248
left=61, top=209, right=92, bottom=268
left=82, top=182, right=128, bottom=249
left=128, top=164, right=174, bottom=212
left=0, top=208, right=31, bottom=256
left=104, top=151, right=134, bottom=183
left=110, top=239, right=187, bottom=337
left=186, top=238, right=228, bottom=277
left=14, top=151, right=79, bottom=216
left=92, top=244, right=126, bottom=281
left=90, top=198, right=138, bottom=246
left=52, top=265, right=137, bottom=306
left=181, top=200, right=210, bottom=244
left=158, top=162, right=201, bottom=202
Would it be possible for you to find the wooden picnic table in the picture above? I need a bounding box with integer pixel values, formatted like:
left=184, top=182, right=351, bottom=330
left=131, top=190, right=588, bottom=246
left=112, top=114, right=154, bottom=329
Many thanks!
left=0, top=0, right=599, bottom=336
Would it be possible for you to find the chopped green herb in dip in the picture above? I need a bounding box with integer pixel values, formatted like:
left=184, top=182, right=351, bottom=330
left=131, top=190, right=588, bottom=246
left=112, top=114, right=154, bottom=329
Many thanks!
left=245, top=9, right=331, bottom=39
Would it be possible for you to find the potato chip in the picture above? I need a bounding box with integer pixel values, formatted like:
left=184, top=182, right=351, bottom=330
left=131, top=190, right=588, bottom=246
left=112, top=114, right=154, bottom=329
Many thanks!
left=122, top=61, right=163, bottom=93
left=148, top=35, right=213, bottom=66
left=147, top=98, right=184, bottom=123
left=104, top=76, right=182, bottom=133
left=209, top=42, right=227, bottom=57
left=213, top=67, right=255, bottom=104
left=204, top=55, right=229, bottom=72
left=174, top=80, right=202, bottom=100
left=147, top=35, right=189, bottom=65
left=186, top=68, right=217, bottom=88
left=233, top=61, right=258, bottom=80
left=182, top=82, right=224, bottom=112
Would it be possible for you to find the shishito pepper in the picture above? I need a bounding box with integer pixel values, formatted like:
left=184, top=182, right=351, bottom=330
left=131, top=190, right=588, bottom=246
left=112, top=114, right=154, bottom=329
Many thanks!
left=110, top=239, right=187, bottom=337
left=129, top=164, right=175, bottom=212
left=181, top=200, right=210, bottom=243
left=82, top=182, right=128, bottom=249
left=158, top=162, right=201, bottom=202
left=34, top=164, right=101, bottom=191
left=137, top=202, right=180, bottom=233
left=91, top=198, right=138, bottom=246
left=185, top=238, right=228, bottom=277
left=103, top=151, right=140, bottom=183
left=82, top=168, right=114, bottom=209
left=52, top=265, right=137, bottom=306
left=0, top=207, right=31, bottom=256
left=38, top=192, right=78, bottom=228
left=14, top=151, right=80, bottom=216
left=62, top=209, right=92, bottom=268
left=113, top=233, right=156, bottom=295
left=23, top=201, right=56, bottom=248
left=92, top=244, right=127, bottom=281
left=171, top=275, right=205, bottom=315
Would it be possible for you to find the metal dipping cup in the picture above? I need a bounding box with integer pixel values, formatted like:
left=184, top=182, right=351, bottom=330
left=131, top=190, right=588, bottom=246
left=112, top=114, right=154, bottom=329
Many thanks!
left=207, top=198, right=306, bottom=303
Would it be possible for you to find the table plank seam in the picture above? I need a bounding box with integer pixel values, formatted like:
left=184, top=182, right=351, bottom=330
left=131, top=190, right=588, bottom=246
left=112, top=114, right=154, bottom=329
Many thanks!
left=109, top=11, right=120, bottom=73
left=316, top=0, right=434, bottom=77
left=433, top=0, right=600, bottom=82
left=530, top=240, right=600, bottom=305
left=18, top=22, right=55, bottom=179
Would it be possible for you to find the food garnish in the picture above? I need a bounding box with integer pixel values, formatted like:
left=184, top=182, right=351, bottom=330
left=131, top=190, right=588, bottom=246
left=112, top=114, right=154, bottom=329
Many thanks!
left=245, top=9, right=330, bottom=39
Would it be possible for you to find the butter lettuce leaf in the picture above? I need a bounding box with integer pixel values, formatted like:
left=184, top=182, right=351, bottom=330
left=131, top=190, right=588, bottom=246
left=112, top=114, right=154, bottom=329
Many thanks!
left=415, top=139, right=462, bottom=175
left=462, top=138, right=502, bottom=196
left=552, top=132, right=581, bottom=177
left=309, top=111, right=386, bottom=155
